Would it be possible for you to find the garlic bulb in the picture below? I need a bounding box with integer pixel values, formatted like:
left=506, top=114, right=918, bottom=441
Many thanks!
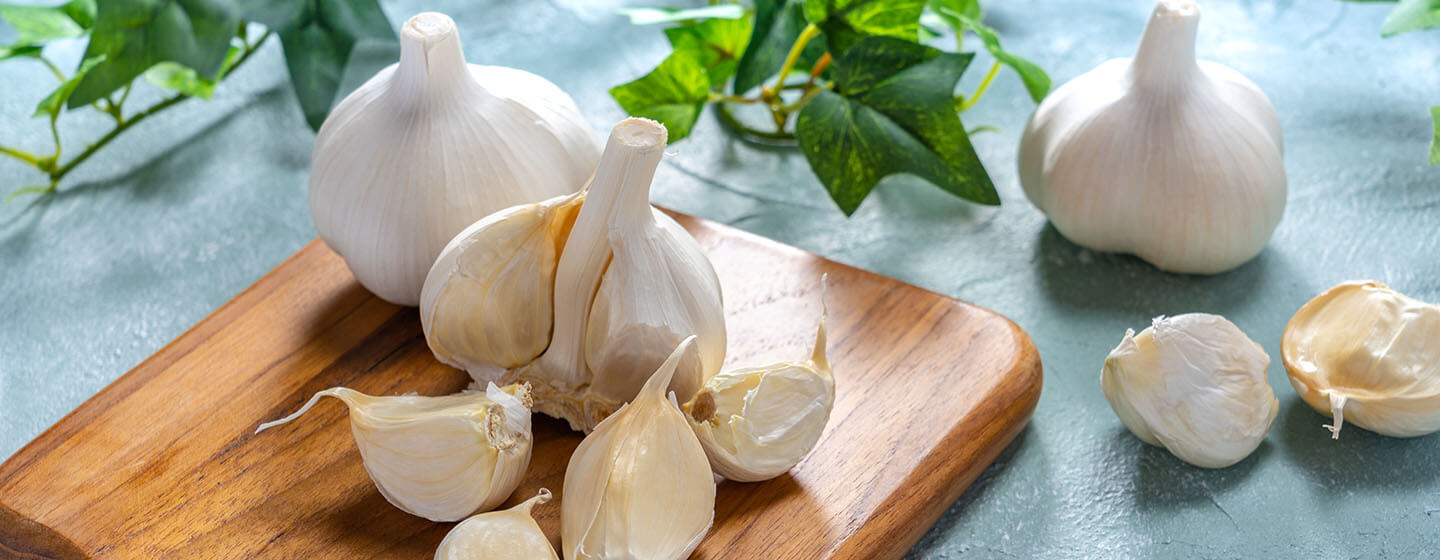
left=435, top=489, right=559, bottom=560
left=561, top=337, right=715, bottom=560
left=1018, top=0, right=1285, bottom=274
left=256, top=383, right=534, bottom=522
left=1282, top=281, right=1440, bottom=439
left=310, top=11, right=600, bottom=306
left=685, top=297, right=834, bottom=482
left=421, top=117, right=726, bottom=432
left=1102, top=314, right=1277, bottom=468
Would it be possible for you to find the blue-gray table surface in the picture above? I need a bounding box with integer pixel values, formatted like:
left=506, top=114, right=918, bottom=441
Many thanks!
left=2, top=0, right=1438, bottom=557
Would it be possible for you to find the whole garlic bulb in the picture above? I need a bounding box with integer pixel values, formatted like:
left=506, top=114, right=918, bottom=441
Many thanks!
left=256, top=383, right=534, bottom=522
left=435, top=489, right=559, bottom=560
left=1018, top=0, right=1286, bottom=274
left=1102, top=314, right=1277, bottom=468
left=310, top=12, right=600, bottom=306
left=1282, top=281, right=1440, bottom=439
left=685, top=296, right=834, bottom=482
left=562, top=337, right=715, bottom=560
left=421, top=118, right=726, bottom=432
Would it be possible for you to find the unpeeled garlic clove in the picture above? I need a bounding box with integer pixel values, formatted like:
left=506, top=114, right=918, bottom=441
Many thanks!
left=434, top=489, right=559, bottom=560
left=1282, top=281, right=1440, bottom=439
left=1102, top=314, right=1277, bottom=468
left=561, top=336, right=715, bottom=559
left=685, top=296, right=834, bottom=482
left=256, top=383, right=534, bottom=521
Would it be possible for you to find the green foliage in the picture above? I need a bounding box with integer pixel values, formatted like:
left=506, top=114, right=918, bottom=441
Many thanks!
left=0, top=1, right=88, bottom=44
left=612, top=0, right=1046, bottom=215
left=1430, top=106, right=1439, bottom=165
left=1380, top=0, right=1440, bottom=35
left=70, top=0, right=240, bottom=108
left=797, top=37, right=993, bottom=214
left=34, top=55, right=102, bottom=118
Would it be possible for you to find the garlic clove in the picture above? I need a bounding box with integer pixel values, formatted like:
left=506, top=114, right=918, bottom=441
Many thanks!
left=1282, top=281, right=1440, bottom=439
left=561, top=336, right=716, bottom=560
left=685, top=295, right=834, bottom=482
left=420, top=193, right=583, bottom=379
left=434, top=489, right=559, bottom=560
left=256, top=383, right=534, bottom=521
left=1018, top=0, right=1286, bottom=274
left=310, top=12, right=599, bottom=306
left=1102, top=314, right=1277, bottom=468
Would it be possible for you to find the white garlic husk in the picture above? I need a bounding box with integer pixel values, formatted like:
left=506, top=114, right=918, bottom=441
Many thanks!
left=1018, top=0, right=1285, bottom=274
left=310, top=11, right=600, bottom=306
left=561, top=336, right=715, bottom=560
left=256, top=382, right=534, bottom=522
left=684, top=296, right=834, bottom=482
left=1102, top=314, right=1277, bottom=468
left=421, top=118, right=726, bottom=432
left=434, top=489, right=559, bottom=560
left=1282, top=281, right=1440, bottom=439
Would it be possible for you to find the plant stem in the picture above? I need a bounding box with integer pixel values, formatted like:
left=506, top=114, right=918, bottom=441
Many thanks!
left=0, top=145, right=42, bottom=166
left=38, top=56, right=65, bottom=82
left=959, top=61, right=1001, bottom=112
left=715, top=102, right=797, bottom=144
left=774, top=24, right=821, bottom=95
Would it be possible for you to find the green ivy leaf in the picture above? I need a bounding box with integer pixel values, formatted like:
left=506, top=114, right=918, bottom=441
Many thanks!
left=804, top=0, right=925, bottom=55
left=0, top=43, right=42, bottom=61
left=733, top=0, right=821, bottom=94
left=34, top=54, right=102, bottom=118
left=69, top=0, right=240, bottom=109
left=619, top=4, right=745, bottom=25
left=0, top=2, right=86, bottom=44
left=143, top=42, right=240, bottom=99
left=950, top=13, right=1049, bottom=102
left=664, top=15, right=752, bottom=85
left=60, top=0, right=95, bottom=29
left=1380, top=0, right=1440, bottom=36
left=610, top=47, right=712, bottom=142
left=796, top=36, right=995, bottom=215
left=1429, top=106, right=1439, bottom=165
left=928, top=0, right=979, bottom=20
left=243, top=0, right=398, bottom=131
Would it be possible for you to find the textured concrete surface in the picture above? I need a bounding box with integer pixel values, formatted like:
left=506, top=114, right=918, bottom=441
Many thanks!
left=2, top=0, right=1438, bottom=557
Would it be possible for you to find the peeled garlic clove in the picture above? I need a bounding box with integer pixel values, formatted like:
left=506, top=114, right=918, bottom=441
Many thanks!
left=310, top=12, right=599, bottom=306
left=1018, top=0, right=1286, bottom=274
left=1282, top=281, right=1440, bottom=439
left=421, top=193, right=583, bottom=378
left=685, top=300, right=834, bottom=482
left=256, top=383, right=534, bottom=521
left=1102, top=314, right=1277, bottom=468
left=562, top=336, right=715, bottom=559
left=435, top=489, right=559, bottom=560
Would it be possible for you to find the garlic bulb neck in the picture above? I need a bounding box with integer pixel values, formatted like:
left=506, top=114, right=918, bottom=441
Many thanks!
left=1131, top=0, right=1200, bottom=89
left=395, top=12, right=471, bottom=96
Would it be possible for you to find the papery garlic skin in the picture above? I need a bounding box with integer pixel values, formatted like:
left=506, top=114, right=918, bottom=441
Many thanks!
left=1018, top=0, right=1285, bottom=274
left=435, top=489, right=559, bottom=560
left=686, top=300, right=834, bottom=482
left=562, top=337, right=716, bottom=560
left=1282, top=281, right=1440, bottom=439
left=256, top=383, right=534, bottom=522
left=1102, top=314, right=1277, bottom=468
left=310, top=12, right=599, bottom=306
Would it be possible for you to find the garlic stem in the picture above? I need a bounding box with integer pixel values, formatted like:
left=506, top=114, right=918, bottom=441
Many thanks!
left=1131, top=0, right=1201, bottom=88
left=395, top=12, right=470, bottom=99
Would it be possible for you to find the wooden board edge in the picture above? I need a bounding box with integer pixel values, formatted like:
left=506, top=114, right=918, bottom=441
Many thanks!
left=0, top=500, right=89, bottom=560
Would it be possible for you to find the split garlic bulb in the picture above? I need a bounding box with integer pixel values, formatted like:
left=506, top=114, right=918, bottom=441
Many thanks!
left=1282, top=281, right=1440, bottom=439
left=256, top=383, right=534, bottom=522
left=435, top=489, right=559, bottom=560
left=310, top=11, right=600, bottom=306
left=562, top=337, right=715, bottom=559
left=1102, top=314, right=1277, bottom=468
left=421, top=118, right=726, bottom=432
left=1018, top=0, right=1286, bottom=274
left=685, top=298, right=834, bottom=482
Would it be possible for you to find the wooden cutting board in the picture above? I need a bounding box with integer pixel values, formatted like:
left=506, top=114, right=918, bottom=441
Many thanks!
left=0, top=213, right=1041, bottom=559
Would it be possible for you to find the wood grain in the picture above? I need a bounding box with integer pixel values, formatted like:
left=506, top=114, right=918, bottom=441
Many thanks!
left=0, top=213, right=1041, bottom=559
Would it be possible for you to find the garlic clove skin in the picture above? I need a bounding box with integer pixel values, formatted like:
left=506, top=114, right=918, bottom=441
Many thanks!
left=1282, top=281, right=1440, bottom=439
left=1018, top=0, right=1285, bottom=274
left=1102, top=314, right=1277, bottom=468
left=685, top=299, right=834, bottom=482
left=435, top=489, right=559, bottom=560
left=256, top=383, right=534, bottom=522
left=420, top=193, right=583, bottom=379
left=561, top=336, right=716, bottom=560
left=310, top=12, right=599, bottom=306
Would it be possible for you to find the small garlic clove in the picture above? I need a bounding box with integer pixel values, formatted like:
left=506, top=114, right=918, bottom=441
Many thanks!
left=434, top=489, right=559, bottom=560
left=685, top=295, right=835, bottom=482
left=256, top=383, right=534, bottom=521
left=1102, top=314, right=1277, bottom=468
left=1282, top=281, right=1440, bottom=439
left=561, top=336, right=715, bottom=560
